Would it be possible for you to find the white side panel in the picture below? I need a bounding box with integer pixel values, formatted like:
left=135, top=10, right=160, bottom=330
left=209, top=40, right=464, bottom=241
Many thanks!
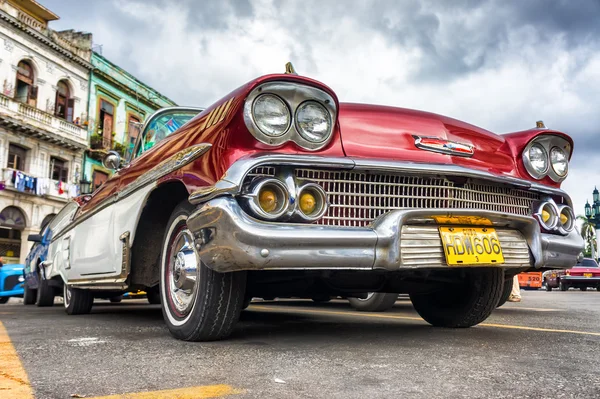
left=69, top=204, right=116, bottom=278
left=68, top=184, right=155, bottom=280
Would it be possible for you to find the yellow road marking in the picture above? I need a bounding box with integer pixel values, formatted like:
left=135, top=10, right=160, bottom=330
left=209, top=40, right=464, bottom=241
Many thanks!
left=499, top=307, right=560, bottom=312
left=89, top=385, right=244, bottom=399
left=249, top=305, right=600, bottom=337
left=0, top=321, right=34, bottom=399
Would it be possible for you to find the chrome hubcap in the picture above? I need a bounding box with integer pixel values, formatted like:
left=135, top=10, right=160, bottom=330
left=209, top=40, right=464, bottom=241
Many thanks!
left=168, top=228, right=199, bottom=317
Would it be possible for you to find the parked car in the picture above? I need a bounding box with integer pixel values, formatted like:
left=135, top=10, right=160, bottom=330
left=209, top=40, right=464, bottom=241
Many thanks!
left=518, top=272, right=543, bottom=290
left=37, top=66, right=583, bottom=341
left=543, top=258, right=600, bottom=291
left=23, top=225, right=53, bottom=306
left=0, top=263, right=25, bottom=303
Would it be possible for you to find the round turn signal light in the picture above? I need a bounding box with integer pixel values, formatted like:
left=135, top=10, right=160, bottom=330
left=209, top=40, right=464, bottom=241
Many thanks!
left=300, top=192, right=316, bottom=215
left=259, top=189, right=278, bottom=213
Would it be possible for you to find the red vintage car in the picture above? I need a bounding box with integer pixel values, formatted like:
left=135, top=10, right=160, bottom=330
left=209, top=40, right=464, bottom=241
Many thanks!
left=35, top=66, right=583, bottom=341
left=543, top=258, right=600, bottom=291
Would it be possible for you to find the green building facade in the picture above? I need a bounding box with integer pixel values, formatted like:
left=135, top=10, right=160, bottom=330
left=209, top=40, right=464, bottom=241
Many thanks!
left=83, top=52, right=176, bottom=191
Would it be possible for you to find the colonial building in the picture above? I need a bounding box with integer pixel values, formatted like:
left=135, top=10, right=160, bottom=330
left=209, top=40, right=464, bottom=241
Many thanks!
left=0, top=0, right=91, bottom=263
left=83, top=51, right=176, bottom=191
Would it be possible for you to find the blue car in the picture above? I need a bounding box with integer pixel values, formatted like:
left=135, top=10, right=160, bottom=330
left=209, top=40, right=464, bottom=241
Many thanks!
left=23, top=225, right=55, bottom=306
left=0, top=264, right=25, bottom=303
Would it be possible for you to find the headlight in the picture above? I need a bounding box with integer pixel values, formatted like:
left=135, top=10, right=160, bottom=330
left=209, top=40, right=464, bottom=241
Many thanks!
left=536, top=201, right=559, bottom=230
left=558, top=206, right=575, bottom=233
left=18, top=275, right=24, bottom=282
left=295, top=101, right=332, bottom=143
left=550, top=146, right=568, bottom=177
left=252, top=94, right=290, bottom=137
left=527, top=143, right=548, bottom=177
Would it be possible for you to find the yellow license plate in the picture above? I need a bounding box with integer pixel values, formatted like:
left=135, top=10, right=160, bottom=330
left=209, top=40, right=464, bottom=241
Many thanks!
left=584, top=273, right=593, bottom=278
left=439, top=226, right=505, bottom=266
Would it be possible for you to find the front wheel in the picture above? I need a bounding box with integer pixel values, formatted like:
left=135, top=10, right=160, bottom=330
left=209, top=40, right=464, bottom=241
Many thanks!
left=64, top=284, right=94, bottom=315
left=410, top=268, right=503, bottom=328
left=0, top=297, right=8, bottom=304
left=160, top=201, right=247, bottom=341
left=580, top=287, right=587, bottom=292
left=496, top=277, right=513, bottom=308
left=348, top=293, right=397, bottom=312
left=545, top=281, right=552, bottom=292
left=36, top=269, right=55, bottom=307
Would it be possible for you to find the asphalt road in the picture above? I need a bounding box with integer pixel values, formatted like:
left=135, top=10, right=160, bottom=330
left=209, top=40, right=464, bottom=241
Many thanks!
left=1, top=290, right=600, bottom=399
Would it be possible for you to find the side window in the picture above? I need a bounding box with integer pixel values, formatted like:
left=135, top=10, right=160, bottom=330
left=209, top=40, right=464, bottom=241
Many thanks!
left=133, top=110, right=200, bottom=160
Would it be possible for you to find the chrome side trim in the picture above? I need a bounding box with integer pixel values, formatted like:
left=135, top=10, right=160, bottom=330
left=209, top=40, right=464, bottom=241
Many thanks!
left=188, top=154, right=573, bottom=206
left=52, top=143, right=212, bottom=244
left=118, top=143, right=212, bottom=200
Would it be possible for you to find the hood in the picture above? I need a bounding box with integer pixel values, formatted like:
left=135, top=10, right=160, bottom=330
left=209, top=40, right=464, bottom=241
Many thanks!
left=338, top=103, right=519, bottom=178
left=0, top=264, right=24, bottom=272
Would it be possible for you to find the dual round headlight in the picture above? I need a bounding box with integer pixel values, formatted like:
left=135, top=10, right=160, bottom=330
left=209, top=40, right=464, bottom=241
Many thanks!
left=535, top=200, right=575, bottom=234
left=524, top=139, right=569, bottom=181
left=252, top=94, right=332, bottom=144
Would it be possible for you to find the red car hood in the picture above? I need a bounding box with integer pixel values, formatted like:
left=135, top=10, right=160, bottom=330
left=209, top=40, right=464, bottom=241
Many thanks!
left=338, top=103, right=519, bottom=178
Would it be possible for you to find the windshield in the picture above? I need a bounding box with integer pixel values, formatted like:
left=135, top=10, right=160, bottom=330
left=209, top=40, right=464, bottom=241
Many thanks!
left=133, top=110, right=201, bottom=159
left=577, top=259, right=599, bottom=267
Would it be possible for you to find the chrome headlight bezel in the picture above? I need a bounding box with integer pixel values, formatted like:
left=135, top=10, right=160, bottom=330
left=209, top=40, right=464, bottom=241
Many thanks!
left=243, top=82, right=337, bottom=151
left=251, top=94, right=291, bottom=137
left=522, top=135, right=571, bottom=182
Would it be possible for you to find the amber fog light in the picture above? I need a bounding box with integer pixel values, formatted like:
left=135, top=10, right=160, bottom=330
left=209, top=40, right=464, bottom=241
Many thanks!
left=297, top=183, right=327, bottom=221
left=558, top=205, right=575, bottom=233
left=245, top=178, right=289, bottom=220
left=535, top=201, right=559, bottom=231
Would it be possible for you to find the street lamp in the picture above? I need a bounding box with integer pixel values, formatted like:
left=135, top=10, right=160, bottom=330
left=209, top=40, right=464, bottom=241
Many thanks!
left=79, top=179, right=92, bottom=195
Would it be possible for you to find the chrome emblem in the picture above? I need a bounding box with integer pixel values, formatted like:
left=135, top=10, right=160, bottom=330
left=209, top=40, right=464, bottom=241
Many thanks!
left=413, top=136, right=474, bottom=157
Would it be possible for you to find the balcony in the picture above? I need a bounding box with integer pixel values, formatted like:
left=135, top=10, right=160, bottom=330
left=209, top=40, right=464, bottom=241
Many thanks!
left=2, top=168, right=79, bottom=202
left=0, top=94, right=88, bottom=147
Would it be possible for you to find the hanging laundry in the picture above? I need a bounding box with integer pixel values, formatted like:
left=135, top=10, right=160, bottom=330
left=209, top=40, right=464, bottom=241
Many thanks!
left=15, top=172, right=26, bottom=192
left=58, top=181, right=65, bottom=195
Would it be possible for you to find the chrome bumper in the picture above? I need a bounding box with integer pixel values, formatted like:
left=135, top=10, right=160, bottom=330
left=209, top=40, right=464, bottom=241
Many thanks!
left=186, top=197, right=584, bottom=273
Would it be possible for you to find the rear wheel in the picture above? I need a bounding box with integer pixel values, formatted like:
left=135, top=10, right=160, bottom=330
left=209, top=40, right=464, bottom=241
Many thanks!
left=545, top=281, right=552, bottom=292
left=497, top=277, right=513, bottom=308
left=64, top=284, right=94, bottom=315
left=160, top=201, right=247, bottom=341
left=349, top=293, right=397, bottom=312
left=559, top=280, right=568, bottom=291
left=36, top=269, right=55, bottom=307
left=109, top=295, right=123, bottom=303
left=580, top=287, right=587, bottom=292
left=23, top=283, right=36, bottom=305
left=410, top=268, right=503, bottom=328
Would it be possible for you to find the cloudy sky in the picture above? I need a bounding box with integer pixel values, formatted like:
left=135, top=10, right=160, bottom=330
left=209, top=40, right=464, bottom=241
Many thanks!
left=43, top=0, right=600, bottom=214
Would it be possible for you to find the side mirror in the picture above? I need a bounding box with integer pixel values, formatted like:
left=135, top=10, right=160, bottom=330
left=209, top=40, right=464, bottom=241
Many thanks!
left=102, top=150, right=121, bottom=170
left=28, top=234, right=42, bottom=243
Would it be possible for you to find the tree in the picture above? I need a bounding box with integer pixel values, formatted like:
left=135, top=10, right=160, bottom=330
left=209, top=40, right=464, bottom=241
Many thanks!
left=577, top=215, right=596, bottom=259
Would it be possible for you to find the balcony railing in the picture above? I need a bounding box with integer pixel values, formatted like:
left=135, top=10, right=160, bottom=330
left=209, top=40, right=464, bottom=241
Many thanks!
left=1, top=168, right=78, bottom=201
left=0, top=94, right=87, bottom=145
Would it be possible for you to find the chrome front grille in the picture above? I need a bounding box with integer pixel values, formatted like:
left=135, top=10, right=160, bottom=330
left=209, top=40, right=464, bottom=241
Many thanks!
left=245, top=167, right=543, bottom=227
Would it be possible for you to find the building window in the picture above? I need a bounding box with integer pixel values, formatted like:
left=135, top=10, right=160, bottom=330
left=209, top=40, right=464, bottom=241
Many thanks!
left=7, top=144, right=27, bottom=171
left=127, top=115, right=141, bottom=152
left=92, top=170, right=109, bottom=191
left=98, top=99, right=115, bottom=148
left=14, top=60, right=38, bottom=106
left=50, top=157, right=69, bottom=183
left=55, top=80, right=74, bottom=122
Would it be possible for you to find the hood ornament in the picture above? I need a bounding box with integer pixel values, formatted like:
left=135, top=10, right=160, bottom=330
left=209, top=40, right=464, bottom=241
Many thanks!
left=413, top=136, right=474, bottom=157
left=285, top=62, right=297, bottom=75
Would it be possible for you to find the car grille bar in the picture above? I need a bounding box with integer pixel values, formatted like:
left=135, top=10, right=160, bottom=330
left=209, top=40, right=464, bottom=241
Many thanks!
left=245, top=167, right=543, bottom=227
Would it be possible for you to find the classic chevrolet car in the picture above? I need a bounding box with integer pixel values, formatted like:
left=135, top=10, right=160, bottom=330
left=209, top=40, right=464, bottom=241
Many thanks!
left=38, top=66, right=583, bottom=341
left=543, top=258, right=600, bottom=291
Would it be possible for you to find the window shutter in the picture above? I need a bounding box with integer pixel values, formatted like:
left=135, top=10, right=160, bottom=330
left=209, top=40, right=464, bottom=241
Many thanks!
left=30, top=85, right=38, bottom=100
